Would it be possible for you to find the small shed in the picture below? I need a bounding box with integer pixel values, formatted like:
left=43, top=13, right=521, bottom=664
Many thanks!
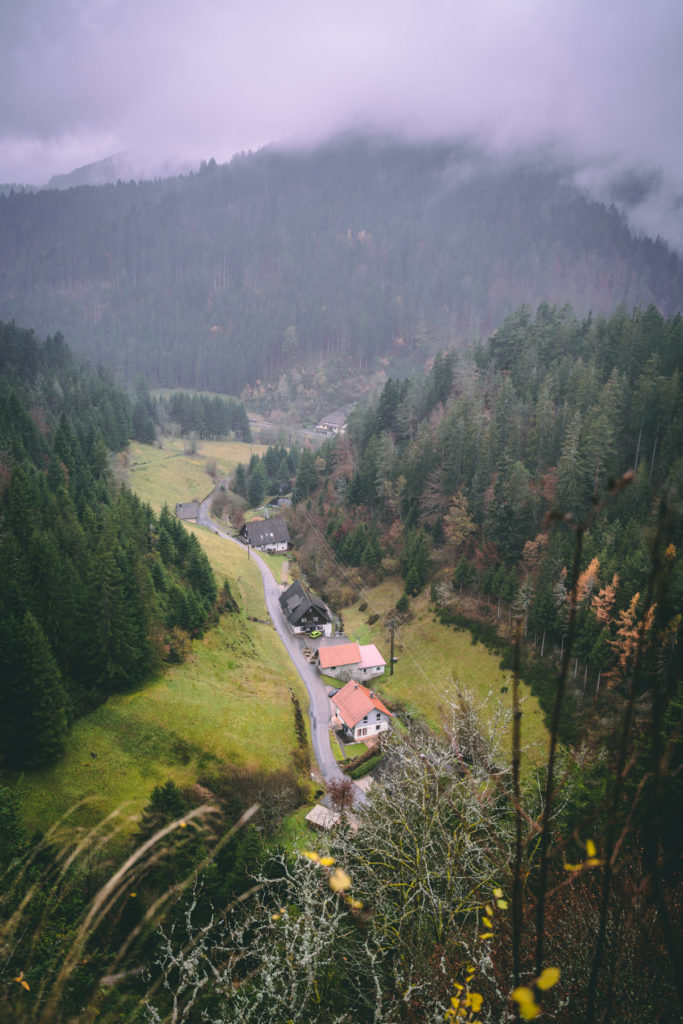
left=305, top=804, right=340, bottom=831
left=175, top=500, right=200, bottom=522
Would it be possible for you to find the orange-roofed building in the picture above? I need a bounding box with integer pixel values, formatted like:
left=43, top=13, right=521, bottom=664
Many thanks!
left=316, top=641, right=386, bottom=683
left=330, top=680, right=393, bottom=741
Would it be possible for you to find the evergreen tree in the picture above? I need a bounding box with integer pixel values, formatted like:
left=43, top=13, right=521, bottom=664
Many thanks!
left=2, top=611, right=69, bottom=769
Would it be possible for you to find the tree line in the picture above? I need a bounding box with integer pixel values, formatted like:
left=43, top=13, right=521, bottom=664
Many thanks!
left=0, top=321, right=221, bottom=770
left=1, top=136, right=682, bottom=407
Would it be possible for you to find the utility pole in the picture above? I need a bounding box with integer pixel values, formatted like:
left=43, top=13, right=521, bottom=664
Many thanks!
left=389, top=620, right=395, bottom=676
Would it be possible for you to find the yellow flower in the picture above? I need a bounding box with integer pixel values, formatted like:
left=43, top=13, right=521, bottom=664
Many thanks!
left=466, top=992, right=483, bottom=1013
left=586, top=839, right=596, bottom=858
left=496, top=898, right=509, bottom=909
left=492, top=887, right=504, bottom=898
left=537, top=967, right=560, bottom=990
left=479, top=931, right=494, bottom=941
left=319, top=856, right=336, bottom=866
left=302, top=850, right=320, bottom=862
left=512, top=986, right=540, bottom=1019
left=329, top=868, right=352, bottom=892
left=13, top=971, right=30, bottom=992
left=482, top=915, right=493, bottom=928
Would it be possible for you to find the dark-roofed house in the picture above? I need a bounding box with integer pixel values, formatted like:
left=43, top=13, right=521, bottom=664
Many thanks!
left=330, top=680, right=393, bottom=741
left=279, top=579, right=334, bottom=637
left=240, top=517, right=290, bottom=552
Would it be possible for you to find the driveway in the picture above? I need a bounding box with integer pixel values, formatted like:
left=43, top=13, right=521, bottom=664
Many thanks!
left=196, top=491, right=365, bottom=802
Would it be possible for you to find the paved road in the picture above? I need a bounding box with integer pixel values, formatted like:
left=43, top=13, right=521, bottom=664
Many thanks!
left=196, top=490, right=363, bottom=800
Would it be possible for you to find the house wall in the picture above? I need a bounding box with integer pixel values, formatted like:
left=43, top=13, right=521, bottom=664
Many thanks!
left=293, top=620, right=333, bottom=637
left=357, top=665, right=385, bottom=681
left=320, top=665, right=357, bottom=682
left=254, top=540, right=288, bottom=552
left=353, top=710, right=391, bottom=740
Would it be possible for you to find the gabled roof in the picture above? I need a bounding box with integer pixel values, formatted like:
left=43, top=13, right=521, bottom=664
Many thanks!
left=242, top=517, right=290, bottom=547
left=358, top=644, right=386, bottom=670
left=317, top=641, right=386, bottom=671
left=176, top=500, right=199, bottom=519
left=318, top=642, right=361, bottom=669
left=330, top=680, right=393, bottom=730
left=279, top=579, right=332, bottom=625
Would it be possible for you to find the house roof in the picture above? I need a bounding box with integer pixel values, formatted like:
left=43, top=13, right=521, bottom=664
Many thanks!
left=358, top=644, right=386, bottom=670
left=175, top=500, right=199, bottom=519
left=242, top=517, right=290, bottom=548
left=279, top=579, right=332, bottom=625
left=318, top=642, right=361, bottom=669
left=318, top=641, right=386, bottom=671
left=330, top=680, right=393, bottom=730
left=305, top=804, right=340, bottom=830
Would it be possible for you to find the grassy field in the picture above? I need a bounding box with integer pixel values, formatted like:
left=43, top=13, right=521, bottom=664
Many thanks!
left=122, top=437, right=269, bottom=514
left=341, top=580, right=550, bottom=769
left=10, top=439, right=309, bottom=835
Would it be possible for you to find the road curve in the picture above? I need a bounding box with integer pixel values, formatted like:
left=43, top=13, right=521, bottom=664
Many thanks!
left=196, top=490, right=361, bottom=798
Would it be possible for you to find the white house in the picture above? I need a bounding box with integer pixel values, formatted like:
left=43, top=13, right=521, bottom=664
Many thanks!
left=240, top=517, right=290, bottom=552
left=316, top=642, right=386, bottom=683
left=330, top=680, right=393, bottom=741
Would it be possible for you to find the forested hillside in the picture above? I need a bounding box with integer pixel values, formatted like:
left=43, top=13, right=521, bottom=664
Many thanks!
left=1, top=136, right=682, bottom=408
left=0, top=321, right=219, bottom=769
left=289, top=302, right=683, bottom=706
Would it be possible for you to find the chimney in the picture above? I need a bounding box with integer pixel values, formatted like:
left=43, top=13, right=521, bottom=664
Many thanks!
left=370, top=690, right=375, bottom=698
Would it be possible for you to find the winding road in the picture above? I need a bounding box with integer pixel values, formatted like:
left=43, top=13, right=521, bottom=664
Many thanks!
left=196, top=487, right=364, bottom=800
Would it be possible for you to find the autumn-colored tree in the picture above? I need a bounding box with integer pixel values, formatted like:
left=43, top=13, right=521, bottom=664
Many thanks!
left=443, top=491, right=475, bottom=555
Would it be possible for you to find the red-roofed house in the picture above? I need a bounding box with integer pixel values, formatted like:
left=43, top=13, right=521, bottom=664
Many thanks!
left=316, top=642, right=386, bottom=683
left=330, top=680, right=393, bottom=741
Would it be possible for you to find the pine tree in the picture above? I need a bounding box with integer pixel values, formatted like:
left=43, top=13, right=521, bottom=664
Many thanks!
left=2, top=611, right=69, bottom=769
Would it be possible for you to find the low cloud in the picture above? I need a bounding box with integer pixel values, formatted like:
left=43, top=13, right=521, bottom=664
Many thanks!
left=2, top=0, right=682, bottom=247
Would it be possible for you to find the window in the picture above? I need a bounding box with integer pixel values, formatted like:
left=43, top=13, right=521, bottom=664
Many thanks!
left=375, top=712, right=381, bottom=720
left=375, top=724, right=380, bottom=731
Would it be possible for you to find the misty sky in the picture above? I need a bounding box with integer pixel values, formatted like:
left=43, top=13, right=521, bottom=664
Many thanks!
left=2, top=0, right=683, bottom=243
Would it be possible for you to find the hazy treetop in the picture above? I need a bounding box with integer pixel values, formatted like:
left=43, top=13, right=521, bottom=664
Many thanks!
left=1, top=0, right=682, bottom=248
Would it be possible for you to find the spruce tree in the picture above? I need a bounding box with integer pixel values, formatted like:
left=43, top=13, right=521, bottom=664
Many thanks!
left=2, top=611, right=69, bottom=770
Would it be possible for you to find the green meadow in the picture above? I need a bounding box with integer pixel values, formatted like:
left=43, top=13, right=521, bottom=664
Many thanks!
left=11, top=439, right=308, bottom=835
left=341, top=580, right=549, bottom=769
left=123, top=437, right=269, bottom=514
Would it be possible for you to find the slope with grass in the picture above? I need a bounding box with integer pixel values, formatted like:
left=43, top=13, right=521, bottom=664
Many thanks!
left=122, top=437, right=269, bottom=513
left=341, top=580, right=549, bottom=769
left=10, top=439, right=309, bottom=835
